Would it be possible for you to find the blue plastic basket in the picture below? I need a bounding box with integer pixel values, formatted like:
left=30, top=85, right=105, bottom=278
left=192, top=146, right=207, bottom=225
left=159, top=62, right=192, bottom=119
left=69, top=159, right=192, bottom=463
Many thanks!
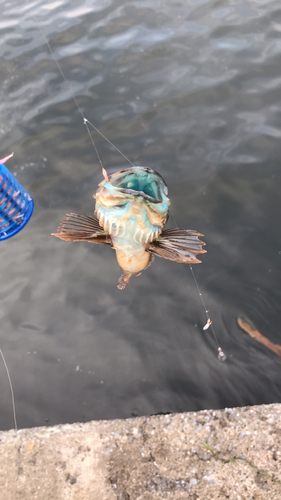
left=0, top=163, right=34, bottom=241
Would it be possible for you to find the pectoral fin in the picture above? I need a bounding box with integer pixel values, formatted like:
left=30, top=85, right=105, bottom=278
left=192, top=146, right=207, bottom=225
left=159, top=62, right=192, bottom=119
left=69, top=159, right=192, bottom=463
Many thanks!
left=52, top=213, right=111, bottom=245
left=148, top=227, right=206, bottom=263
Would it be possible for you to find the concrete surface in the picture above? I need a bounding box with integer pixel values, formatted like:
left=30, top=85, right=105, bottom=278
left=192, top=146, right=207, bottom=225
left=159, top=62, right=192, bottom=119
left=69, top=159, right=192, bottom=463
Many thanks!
left=0, top=403, right=281, bottom=500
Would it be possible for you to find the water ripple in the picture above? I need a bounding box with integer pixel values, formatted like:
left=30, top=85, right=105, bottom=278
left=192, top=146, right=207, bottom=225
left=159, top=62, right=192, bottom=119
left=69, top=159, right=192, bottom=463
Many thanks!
left=0, top=0, right=281, bottom=429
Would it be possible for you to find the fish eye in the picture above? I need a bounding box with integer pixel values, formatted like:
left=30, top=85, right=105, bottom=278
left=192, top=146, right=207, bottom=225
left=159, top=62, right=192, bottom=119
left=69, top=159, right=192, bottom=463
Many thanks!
left=127, top=181, right=134, bottom=188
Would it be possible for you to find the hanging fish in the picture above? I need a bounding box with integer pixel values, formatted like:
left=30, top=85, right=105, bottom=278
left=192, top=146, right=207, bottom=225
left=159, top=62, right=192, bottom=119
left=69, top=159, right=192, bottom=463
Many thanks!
left=52, top=166, right=206, bottom=289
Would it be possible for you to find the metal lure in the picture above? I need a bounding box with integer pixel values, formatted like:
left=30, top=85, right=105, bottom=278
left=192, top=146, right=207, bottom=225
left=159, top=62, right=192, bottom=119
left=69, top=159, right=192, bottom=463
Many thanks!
left=52, top=166, right=206, bottom=289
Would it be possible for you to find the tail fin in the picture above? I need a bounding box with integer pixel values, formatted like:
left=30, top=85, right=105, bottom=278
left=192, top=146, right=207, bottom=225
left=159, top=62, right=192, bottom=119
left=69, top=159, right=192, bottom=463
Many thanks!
left=117, top=273, right=130, bottom=290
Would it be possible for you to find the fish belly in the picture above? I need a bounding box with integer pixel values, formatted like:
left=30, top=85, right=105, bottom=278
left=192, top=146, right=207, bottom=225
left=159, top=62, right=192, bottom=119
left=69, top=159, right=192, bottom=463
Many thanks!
left=112, top=236, right=151, bottom=275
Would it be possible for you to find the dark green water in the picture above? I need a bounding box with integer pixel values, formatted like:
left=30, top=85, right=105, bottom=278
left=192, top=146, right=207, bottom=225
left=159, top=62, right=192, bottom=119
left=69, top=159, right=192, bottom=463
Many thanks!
left=0, top=0, right=281, bottom=430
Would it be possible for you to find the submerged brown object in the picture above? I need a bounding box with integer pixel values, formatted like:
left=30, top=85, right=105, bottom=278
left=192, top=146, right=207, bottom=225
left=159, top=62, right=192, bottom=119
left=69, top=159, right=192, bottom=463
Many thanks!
left=237, top=318, right=281, bottom=357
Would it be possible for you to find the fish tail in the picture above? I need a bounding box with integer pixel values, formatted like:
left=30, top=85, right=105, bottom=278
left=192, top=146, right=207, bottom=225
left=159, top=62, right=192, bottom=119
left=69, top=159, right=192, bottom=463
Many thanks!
left=117, top=273, right=130, bottom=290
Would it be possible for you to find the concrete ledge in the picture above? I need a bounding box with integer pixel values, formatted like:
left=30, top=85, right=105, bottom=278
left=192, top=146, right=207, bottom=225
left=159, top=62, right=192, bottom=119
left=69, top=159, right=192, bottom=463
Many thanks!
left=1, top=403, right=281, bottom=499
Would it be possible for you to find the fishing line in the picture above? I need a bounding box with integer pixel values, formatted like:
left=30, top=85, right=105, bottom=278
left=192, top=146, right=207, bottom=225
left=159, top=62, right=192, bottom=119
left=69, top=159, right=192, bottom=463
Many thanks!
left=84, top=118, right=135, bottom=167
left=189, top=264, right=226, bottom=361
left=0, top=4, right=135, bottom=432
left=28, top=11, right=135, bottom=174
left=170, top=210, right=226, bottom=361
left=27, top=8, right=225, bottom=361
left=0, top=347, right=17, bottom=430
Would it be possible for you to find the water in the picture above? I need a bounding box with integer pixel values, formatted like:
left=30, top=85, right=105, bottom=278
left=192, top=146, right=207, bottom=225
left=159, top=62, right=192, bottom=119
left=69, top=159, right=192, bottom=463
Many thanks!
left=0, top=0, right=281, bottom=430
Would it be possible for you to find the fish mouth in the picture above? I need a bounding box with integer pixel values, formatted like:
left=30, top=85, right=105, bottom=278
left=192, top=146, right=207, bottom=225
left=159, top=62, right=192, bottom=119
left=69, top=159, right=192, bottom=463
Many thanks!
left=95, top=166, right=170, bottom=238
left=107, top=166, right=168, bottom=204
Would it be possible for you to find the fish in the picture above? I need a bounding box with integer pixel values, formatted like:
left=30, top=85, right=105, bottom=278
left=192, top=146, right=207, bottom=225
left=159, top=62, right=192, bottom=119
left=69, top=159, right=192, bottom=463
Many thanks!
left=52, top=166, right=206, bottom=289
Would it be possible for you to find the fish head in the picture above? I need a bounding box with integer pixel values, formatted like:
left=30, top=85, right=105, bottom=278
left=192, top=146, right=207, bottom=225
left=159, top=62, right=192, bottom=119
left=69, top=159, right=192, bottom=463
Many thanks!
left=95, top=166, right=170, bottom=243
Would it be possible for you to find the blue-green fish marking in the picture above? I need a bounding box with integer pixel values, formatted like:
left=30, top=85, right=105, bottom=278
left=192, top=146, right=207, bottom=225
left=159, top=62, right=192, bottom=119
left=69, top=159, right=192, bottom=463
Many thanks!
left=52, top=166, right=206, bottom=289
